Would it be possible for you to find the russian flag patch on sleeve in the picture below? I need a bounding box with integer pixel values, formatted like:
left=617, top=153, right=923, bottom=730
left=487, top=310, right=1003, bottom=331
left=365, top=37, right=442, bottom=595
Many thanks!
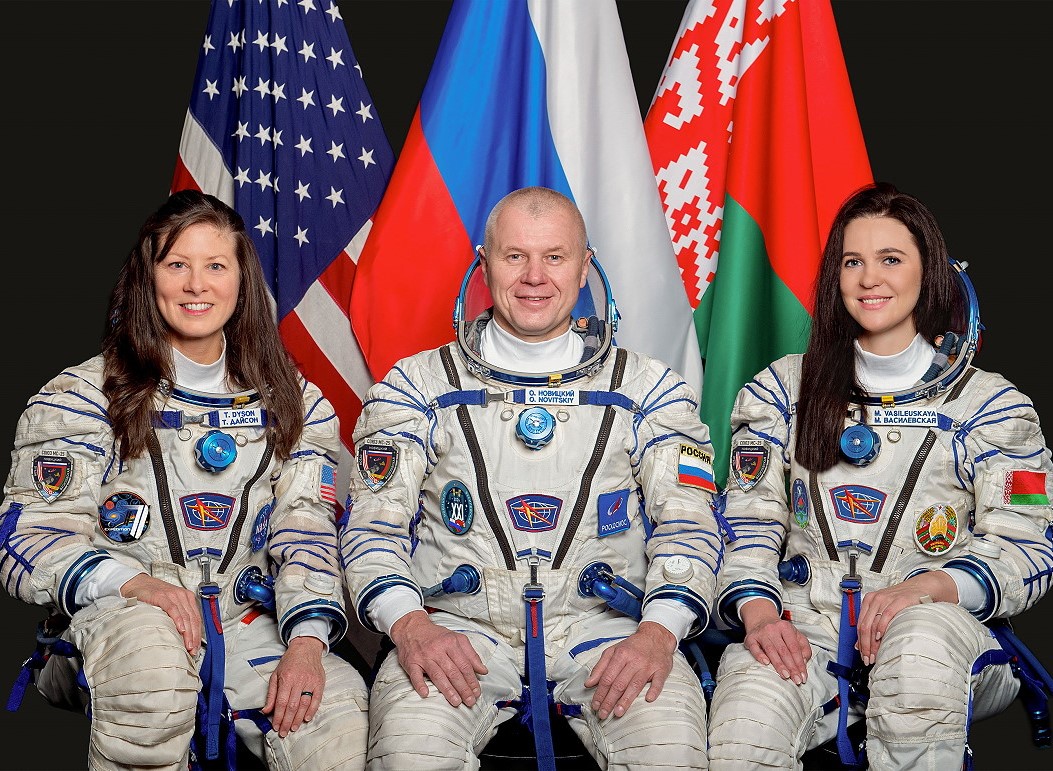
left=678, top=444, right=717, bottom=493
left=1004, top=470, right=1050, bottom=506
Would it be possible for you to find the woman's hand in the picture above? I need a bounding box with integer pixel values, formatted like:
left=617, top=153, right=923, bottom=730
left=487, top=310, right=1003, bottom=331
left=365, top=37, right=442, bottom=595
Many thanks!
left=120, top=573, right=202, bottom=655
left=264, top=636, right=327, bottom=737
left=856, top=570, right=958, bottom=665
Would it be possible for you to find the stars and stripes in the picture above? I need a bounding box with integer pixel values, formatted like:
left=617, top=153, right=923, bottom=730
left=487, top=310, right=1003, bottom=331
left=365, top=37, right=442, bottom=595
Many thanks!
left=320, top=464, right=337, bottom=506
left=172, top=0, right=393, bottom=456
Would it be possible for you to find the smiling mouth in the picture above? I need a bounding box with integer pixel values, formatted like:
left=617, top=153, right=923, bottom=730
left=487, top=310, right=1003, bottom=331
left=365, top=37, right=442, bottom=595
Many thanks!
left=860, top=298, right=889, bottom=305
left=181, top=303, right=213, bottom=311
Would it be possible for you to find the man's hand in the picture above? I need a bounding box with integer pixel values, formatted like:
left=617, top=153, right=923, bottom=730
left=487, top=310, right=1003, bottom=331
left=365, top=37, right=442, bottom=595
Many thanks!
left=264, top=636, right=326, bottom=737
left=389, top=610, right=488, bottom=707
left=740, top=598, right=811, bottom=685
left=584, top=620, right=676, bottom=719
left=120, top=574, right=202, bottom=655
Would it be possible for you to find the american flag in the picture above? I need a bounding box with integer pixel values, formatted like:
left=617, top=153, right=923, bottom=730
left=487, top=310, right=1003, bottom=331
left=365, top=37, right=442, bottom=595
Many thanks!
left=172, top=0, right=393, bottom=458
left=319, top=464, right=337, bottom=506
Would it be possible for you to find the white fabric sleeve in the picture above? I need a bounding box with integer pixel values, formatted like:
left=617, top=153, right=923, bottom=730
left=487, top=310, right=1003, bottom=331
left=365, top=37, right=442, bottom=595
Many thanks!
left=735, top=595, right=779, bottom=616
left=74, top=560, right=146, bottom=607
left=641, top=598, right=697, bottom=643
left=289, top=618, right=332, bottom=653
left=366, top=585, right=426, bottom=637
left=939, top=567, right=986, bottom=612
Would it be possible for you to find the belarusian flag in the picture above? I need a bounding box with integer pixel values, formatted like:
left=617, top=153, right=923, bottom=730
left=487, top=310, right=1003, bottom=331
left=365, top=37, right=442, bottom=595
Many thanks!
left=645, top=0, right=872, bottom=487
left=1005, top=470, right=1050, bottom=506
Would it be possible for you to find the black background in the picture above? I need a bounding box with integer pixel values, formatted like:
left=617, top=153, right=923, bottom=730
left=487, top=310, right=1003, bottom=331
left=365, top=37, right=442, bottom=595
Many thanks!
left=1, top=1, right=1051, bottom=768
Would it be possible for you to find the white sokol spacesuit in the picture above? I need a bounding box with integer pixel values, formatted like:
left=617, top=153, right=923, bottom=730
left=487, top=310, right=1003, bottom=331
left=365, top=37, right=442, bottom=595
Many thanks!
left=0, top=354, right=368, bottom=771
left=341, top=259, right=720, bottom=770
left=708, top=265, right=1053, bottom=769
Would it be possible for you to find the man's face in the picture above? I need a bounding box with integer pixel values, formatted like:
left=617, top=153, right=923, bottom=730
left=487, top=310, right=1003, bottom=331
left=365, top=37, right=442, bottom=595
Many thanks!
left=479, top=203, right=590, bottom=343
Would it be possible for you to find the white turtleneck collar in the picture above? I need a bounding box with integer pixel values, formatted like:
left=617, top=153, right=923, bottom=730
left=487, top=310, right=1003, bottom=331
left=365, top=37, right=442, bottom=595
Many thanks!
left=854, top=333, right=935, bottom=394
left=172, top=337, right=230, bottom=394
left=479, top=318, right=583, bottom=374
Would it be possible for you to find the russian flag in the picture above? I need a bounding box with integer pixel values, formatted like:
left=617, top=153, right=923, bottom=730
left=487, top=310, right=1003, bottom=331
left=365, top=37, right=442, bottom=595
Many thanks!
left=350, top=0, right=702, bottom=395
left=678, top=443, right=717, bottom=493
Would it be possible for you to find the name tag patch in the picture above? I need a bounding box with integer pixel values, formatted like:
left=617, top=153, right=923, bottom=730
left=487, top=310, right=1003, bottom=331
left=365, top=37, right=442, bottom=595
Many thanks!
left=524, top=388, right=579, bottom=406
left=217, top=408, right=266, bottom=428
left=868, top=408, right=940, bottom=427
left=597, top=489, right=631, bottom=537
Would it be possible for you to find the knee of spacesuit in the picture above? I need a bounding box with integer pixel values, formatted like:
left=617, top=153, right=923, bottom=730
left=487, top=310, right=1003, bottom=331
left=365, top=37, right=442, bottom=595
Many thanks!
left=867, top=602, right=1016, bottom=747
left=579, top=654, right=708, bottom=771
left=261, top=656, right=370, bottom=771
left=69, top=597, right=199, bottom=767
left=707, top=644, right=815, bottom=768
left=365, top=649, right=499, bottom=770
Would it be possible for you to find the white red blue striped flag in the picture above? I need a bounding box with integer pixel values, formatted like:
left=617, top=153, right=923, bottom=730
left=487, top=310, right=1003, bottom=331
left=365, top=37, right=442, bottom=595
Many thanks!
left=350, top=0, right=702, bottom=396
left=172, top=0, right=393, bottom=458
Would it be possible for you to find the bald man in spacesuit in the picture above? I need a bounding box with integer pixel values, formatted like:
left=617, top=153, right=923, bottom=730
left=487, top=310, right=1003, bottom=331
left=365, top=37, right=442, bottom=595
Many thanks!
left=341, top=186, right=721, bottom=770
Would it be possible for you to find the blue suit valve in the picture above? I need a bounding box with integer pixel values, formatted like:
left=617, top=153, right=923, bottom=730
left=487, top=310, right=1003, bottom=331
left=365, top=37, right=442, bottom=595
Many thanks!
left=195, top=430, right=238, bottom=473
left=233, top=565, right=275, bottom=611
left=590, top=578, right=643, bottom=620
left=422, top=564, right=481, bottom=598
left=778, top=555, right=811, bottom=585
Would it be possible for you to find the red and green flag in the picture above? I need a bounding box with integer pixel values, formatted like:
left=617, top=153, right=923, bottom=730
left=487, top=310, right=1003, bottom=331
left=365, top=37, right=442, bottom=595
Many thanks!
left=1006, top=471, right=1050, bottom=507
left=644, top=0, right=872, bottom=487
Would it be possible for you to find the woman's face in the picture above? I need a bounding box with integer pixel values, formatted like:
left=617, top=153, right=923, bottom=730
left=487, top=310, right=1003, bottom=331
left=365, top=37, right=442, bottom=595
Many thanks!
left=154, top=222, right=241, bottom=364
left=839, top=215, right=922, bottom=355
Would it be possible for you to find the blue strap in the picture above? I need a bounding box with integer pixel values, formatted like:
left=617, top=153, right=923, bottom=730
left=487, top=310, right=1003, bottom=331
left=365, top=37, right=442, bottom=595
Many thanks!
left=435, top=390, right=489, bottom=408
left=7, top=627, right=83, bottom=712
left=199, top=588, right=226, bottom=761
left=6, top=654, right=39, bottom=712
left=829, top=576, right=866, bottom=768
left=434, top=388, right=637, bottom=411
left=524, top=584, right=555, bottom=771
left=987, top=620, right=1053, bottom=748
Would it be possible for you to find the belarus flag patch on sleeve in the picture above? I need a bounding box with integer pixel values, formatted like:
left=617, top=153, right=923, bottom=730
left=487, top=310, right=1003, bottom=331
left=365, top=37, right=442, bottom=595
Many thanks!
left=678, top=444, right=717, bottom=493
left=1004, top=470, right=1050, bottom=506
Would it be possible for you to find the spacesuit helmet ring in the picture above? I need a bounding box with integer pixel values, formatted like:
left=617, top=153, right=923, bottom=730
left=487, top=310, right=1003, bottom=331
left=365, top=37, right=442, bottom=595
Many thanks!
left=858, top=257, right=981, bottom=405
left=453, top=246, right=620, bottom=386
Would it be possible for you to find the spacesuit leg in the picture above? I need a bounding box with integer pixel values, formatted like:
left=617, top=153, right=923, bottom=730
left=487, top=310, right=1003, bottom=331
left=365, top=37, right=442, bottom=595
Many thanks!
left=223, top=613, right=370, bottom=771
left=365, top=613, right=522, bottom=771
left=552, top=617, right=709, bottom=771
left=65, top=596, right=200, bottom=771
left=707, top=641, right=841, bottom=770
left=865, top=602, right=1019, bottom=769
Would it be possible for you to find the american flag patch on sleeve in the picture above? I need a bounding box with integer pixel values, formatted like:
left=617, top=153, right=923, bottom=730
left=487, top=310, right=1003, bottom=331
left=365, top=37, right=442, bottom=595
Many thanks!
left=320, top=465, right=337, bottom=506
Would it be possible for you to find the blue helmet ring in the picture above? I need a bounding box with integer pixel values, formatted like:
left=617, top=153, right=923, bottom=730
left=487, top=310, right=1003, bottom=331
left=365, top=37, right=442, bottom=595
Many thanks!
left=859, top=258, right=981, bottom=406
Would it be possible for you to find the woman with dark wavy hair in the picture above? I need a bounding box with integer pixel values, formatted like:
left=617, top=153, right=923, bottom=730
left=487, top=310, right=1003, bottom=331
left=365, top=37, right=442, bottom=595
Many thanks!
left=1, top=190, right=367, bottom=770
left=708, top=182, right=1053, bottom=769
